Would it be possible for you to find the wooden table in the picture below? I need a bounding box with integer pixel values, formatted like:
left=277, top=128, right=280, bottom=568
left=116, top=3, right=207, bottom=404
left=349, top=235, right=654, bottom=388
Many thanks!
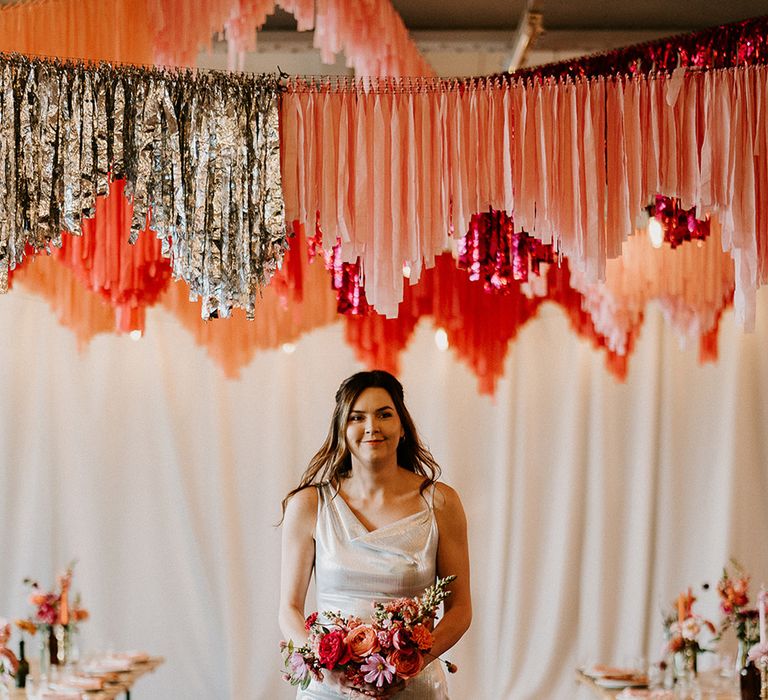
left=9, top=656, right=165, bottom=699
left=575, top=668, right=741, bottom=699
left=575, top=669, right=628, bottom=699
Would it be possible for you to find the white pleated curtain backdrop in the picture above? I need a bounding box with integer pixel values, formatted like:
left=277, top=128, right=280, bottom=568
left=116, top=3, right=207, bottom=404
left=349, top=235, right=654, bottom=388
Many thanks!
left=1, top=288, right=767, bottom=699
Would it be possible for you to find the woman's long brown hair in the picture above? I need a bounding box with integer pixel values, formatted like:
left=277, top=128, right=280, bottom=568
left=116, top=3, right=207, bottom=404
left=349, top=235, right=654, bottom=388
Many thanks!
left=280, top=370, right=441, bottom=520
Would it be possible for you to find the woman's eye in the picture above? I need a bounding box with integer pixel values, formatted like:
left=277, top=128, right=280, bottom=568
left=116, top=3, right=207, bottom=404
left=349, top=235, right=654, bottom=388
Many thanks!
left=379, top=412, right=393, bottom=419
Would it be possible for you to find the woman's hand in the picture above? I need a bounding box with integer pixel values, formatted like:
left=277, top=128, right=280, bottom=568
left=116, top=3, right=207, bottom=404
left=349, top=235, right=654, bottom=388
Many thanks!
left=322, top=668, right=406, bottom=698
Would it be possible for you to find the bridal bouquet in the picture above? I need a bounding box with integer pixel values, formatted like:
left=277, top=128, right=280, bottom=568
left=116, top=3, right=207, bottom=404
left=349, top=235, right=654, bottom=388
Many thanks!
left=281, top=575, right=457, bottom=693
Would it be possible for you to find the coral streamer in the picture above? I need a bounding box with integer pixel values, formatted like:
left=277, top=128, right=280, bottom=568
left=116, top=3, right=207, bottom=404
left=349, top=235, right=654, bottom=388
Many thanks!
left=12, top=253, right=118, bottom=348
left=160, top=222, right=338, bottom=378
left=0, top=0, right=153, bottom=64
left=51, top=181, right=172, bottom=334
left=146, top=0, right=433, bottom=75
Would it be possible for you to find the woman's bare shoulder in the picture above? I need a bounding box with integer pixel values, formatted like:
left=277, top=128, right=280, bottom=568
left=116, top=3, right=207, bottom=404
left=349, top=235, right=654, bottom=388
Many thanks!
left=283, top=485, right=320, bottom=523
left=431, top=481, right=463, bottom=512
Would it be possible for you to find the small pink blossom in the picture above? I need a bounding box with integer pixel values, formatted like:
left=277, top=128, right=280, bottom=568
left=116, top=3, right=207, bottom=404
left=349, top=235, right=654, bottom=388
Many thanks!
left=377, top=629, right=394, bottom=649
left=681, top=617, right=701, bottom=640
left=287, top=651, right=310, bottom=683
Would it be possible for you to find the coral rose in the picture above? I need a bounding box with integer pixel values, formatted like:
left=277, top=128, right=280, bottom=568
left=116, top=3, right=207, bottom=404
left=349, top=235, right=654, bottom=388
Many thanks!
left=388, top=648, right=424, bottom=680
left=345, top=624, right=380, bottom=661
left=318, top=629, right=351, bottom=669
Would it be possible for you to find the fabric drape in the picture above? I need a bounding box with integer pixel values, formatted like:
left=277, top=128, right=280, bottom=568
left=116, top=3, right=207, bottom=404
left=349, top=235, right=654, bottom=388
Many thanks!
left=2, top=289, right=767, bottom=699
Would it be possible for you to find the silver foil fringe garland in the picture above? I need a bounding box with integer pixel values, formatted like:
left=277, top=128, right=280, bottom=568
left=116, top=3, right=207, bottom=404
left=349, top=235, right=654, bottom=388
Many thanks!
left=0, top=53, right=287, bottom=319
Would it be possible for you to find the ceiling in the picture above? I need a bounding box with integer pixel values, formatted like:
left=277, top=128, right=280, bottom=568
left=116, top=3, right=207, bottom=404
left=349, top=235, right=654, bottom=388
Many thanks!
left=249, top=1, right=767, bottom=76
left=263, top=1, right=767, bottom=32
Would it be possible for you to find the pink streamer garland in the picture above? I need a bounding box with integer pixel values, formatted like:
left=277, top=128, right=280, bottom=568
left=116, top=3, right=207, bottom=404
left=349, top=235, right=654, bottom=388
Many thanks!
left=281, top=64, right=768, bottom=327
left=146, top=0, right=433, bottom=75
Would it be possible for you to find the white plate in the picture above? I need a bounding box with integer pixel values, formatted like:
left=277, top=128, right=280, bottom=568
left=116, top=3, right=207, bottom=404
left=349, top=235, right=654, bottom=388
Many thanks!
left=582, top=666, right=639, bottom=679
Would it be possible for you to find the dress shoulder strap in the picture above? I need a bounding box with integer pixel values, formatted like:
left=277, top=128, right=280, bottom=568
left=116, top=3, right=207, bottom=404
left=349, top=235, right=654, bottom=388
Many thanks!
left=425, top=481, right=438, bottom=511
left=315, top=482, right=339, bottom=522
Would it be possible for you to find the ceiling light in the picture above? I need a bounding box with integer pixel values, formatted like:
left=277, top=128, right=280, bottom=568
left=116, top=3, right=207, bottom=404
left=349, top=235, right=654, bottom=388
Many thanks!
left=648, top=218, right=664, bottom=248
left=434, top=328, right=449, bottom=352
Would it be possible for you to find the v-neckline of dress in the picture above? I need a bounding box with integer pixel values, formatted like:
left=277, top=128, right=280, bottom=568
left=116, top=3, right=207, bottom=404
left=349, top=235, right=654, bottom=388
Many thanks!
left=333, top=488, right=430, bottom=536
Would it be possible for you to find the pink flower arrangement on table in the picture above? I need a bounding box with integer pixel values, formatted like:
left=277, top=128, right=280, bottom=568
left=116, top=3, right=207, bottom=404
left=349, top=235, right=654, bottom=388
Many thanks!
left=22, top=563, right=89, bottom=630
left=716, top=560, right=760, bottom=645
left=662, top=587, right=716, bottom=657
left=280, top=575, right=457, bottom=693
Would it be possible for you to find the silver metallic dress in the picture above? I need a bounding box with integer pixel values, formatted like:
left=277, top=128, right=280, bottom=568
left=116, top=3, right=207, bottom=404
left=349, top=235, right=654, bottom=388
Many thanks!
left=298, top=483, right=449, bottom=699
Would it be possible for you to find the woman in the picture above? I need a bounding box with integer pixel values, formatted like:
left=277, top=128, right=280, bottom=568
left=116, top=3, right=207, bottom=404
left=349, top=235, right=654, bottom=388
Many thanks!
left=279, top=370, right=472, bottom=699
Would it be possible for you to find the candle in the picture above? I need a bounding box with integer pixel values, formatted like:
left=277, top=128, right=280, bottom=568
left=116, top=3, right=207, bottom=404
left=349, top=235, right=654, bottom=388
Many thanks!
left=760, top=588, right=767, bottom=646
left=59, top=588, right=70, bottom=626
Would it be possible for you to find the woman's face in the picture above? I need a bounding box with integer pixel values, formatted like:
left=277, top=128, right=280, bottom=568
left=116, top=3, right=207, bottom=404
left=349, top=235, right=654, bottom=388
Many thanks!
left=344, top=387, right=404, bottom=468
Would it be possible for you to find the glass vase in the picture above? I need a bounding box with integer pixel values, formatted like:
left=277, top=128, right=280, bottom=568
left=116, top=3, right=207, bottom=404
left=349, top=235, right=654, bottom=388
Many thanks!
left=38, top=625, right=52, bottom=680
left=674, top=646, right=699, bottom=698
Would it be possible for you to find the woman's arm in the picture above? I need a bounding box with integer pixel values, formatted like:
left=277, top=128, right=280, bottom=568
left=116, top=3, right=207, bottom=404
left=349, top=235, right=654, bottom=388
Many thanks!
left=429, top=482, right=472, bottom=660
left=278, top=486, right=318, bottom=644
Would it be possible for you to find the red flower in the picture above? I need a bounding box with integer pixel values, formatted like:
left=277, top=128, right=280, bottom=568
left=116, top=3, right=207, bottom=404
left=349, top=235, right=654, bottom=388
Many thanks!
left=304, top=612, right=318, bottom=632
left=392, top=627, right=411, bottom=651
left=318, top=630, right=351, bottom=669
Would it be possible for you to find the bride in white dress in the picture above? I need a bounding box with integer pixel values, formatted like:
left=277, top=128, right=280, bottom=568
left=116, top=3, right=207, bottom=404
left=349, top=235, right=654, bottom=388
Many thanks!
left=279, top=370, right=472, bottom=699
